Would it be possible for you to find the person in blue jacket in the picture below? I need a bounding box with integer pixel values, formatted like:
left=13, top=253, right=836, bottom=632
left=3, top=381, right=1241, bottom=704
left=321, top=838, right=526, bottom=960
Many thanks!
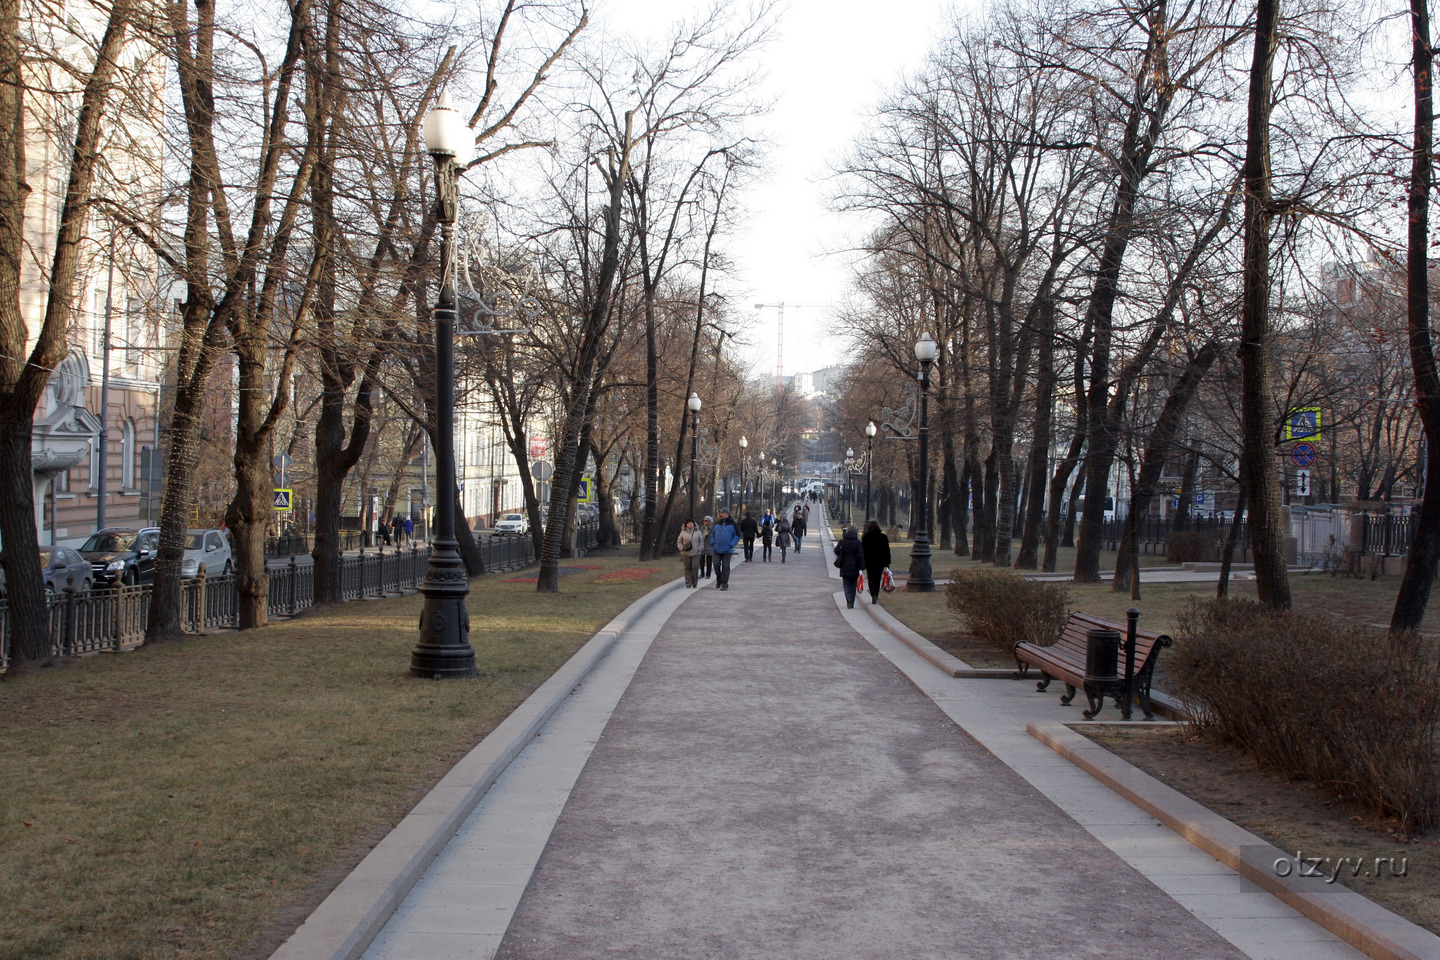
left=709, top=509, right=741, bottom=590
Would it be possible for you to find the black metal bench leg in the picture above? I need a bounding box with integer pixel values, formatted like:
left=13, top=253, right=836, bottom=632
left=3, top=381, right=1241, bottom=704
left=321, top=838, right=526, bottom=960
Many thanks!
left=1082, top=681, right=1105, bottom=719
left=1059, top=682, right=1077, bottom=705
left=1036, top=671, right=1053, bottom=693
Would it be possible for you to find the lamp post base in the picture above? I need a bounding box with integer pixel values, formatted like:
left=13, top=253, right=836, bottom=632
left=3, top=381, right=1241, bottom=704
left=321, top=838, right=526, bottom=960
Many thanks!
left=409, top=541, right=477, bottom=678
left=907, top=533, right=936, bottom=592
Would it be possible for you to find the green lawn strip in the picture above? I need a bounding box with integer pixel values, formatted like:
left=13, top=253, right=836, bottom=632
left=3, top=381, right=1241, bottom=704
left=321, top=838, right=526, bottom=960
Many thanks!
left=0, top=548, right=671, bottom=960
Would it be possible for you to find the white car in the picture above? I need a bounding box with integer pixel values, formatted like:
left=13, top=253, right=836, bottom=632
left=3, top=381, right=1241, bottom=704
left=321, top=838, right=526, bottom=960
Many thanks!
left=493, top=513, right=529, bottom=536
left=180, top=528, right=233, bottom=578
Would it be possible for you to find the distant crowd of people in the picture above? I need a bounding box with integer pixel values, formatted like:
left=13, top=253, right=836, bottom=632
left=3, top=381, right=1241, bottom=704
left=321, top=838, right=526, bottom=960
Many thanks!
left=674, top=501, right=894, bottom=608
left=373, top=514, right=416, bottom=546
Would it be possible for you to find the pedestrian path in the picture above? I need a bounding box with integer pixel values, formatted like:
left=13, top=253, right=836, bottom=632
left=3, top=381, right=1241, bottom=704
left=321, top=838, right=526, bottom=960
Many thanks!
left=274, top=504, right=1380, bottom=960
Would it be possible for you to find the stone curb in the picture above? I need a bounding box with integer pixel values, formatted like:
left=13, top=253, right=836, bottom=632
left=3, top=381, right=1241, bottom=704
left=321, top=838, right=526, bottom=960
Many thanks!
left=859, top=597, right=1013, bottom=679
left=268, top=576, right=689, bottom=960
left=1029, top=721, right=1440, bottom=960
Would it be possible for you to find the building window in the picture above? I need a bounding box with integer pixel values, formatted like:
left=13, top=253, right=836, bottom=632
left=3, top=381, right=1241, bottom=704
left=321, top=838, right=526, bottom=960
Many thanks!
left=122, top=420, right=136, bottom=489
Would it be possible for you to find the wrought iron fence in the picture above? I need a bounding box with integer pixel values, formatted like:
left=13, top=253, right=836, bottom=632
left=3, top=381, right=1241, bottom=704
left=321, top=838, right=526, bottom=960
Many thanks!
left=0, top=538, right=551, bottom=672
left=1091, top=517, right=1248, bottom=554
left=1361, top=513, right=1417, bottom=557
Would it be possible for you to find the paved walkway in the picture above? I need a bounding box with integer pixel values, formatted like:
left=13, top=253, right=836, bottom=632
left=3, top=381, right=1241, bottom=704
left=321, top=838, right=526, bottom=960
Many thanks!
left=276, top=505, right=1381, bottom=960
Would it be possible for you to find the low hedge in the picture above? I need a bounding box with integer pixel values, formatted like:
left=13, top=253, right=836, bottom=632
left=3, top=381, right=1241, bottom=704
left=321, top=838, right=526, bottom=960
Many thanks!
left=944, top=568, right=1069, bottom=654
left=1168, top=598, right=1440, bottom=833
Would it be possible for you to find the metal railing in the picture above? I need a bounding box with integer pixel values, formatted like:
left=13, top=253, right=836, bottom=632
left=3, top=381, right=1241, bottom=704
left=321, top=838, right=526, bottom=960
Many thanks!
left=1361, top=513, right=1418, bottom=557
left=2, top=544, right=491, bottom=671
left=0, top=524, right=621, bottom=671
left=1090, top=517, right=1248, bottom=555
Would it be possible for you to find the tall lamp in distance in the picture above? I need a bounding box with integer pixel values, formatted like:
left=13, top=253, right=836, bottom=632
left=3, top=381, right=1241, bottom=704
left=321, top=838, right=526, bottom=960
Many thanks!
left=907, top=332, right=938, bottom=592
left=864, top=420, right=876, bottom=522
left=688, top=393, right=702, bottom=520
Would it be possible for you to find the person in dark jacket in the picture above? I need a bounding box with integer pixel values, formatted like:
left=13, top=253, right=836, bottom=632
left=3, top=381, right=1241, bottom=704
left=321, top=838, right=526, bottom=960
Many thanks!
left=775, top=515, right=792, bottom=563
left=791, top=505, right=807, bottom=552
left=860, top=520, right=892, bottom=604
left=833, top=525, right=866, bottom=608
left=739, top=512, right=759, bottom=562
left=759, top=513, right=774, bottom=562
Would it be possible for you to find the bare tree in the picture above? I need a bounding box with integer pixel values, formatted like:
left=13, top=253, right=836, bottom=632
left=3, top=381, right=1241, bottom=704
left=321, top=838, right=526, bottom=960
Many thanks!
left=0, top=0, right=136, bottom=664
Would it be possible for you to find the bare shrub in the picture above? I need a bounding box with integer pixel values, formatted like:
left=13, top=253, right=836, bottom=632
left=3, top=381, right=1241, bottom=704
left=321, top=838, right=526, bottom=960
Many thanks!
left=944, top=569, right=1069, bottom=653
left=1169, top=598, right=1440, bottom=833
left=1166, top=531, right=1217, bottom=563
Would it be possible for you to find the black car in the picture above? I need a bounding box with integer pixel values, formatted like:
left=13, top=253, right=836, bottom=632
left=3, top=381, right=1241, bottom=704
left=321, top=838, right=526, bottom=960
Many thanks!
left=78, top=527, right=160, bottom=587
left=0, top=546, right=94, bottom=598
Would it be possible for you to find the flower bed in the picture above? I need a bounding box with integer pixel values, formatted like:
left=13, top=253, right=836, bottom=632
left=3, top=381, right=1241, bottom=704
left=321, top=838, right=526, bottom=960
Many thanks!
left=592, top=567, right=657, bottom=584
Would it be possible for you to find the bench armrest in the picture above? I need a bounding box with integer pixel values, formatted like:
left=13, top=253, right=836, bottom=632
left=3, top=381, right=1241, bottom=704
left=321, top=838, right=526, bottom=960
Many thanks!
left=1155, top=633, right=1174, bottom=648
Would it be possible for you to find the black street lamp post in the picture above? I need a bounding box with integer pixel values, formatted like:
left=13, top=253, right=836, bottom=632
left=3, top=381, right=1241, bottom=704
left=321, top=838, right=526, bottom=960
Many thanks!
left=688, top=392, right=701, bottom=520
left=864, top=420, right=876, bottom=522
left=907, top=332, right=938, bottom=592
left=738, top=435, right=748, bottom=514
left=411, top=93, right=478, bottom=679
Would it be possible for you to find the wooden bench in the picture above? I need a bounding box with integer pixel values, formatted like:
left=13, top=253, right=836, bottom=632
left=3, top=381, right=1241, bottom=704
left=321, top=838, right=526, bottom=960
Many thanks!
left=1014, top=611, right=1172, bottom=720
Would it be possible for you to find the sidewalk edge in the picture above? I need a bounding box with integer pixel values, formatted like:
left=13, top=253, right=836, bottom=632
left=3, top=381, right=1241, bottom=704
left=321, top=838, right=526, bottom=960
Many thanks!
left=269, top=576, right=688, bottom=960
left=860, top=600, right=971, bottom=677
left=1028, top=720, right=1440, bottom=960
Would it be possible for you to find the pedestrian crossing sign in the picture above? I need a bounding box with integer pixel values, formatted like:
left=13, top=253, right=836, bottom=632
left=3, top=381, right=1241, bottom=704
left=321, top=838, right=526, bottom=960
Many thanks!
left=273, top=488, right=293, bottom=511
left=1284, top=407, right=1322, bottom=441
left=579, top=478, right=595, bottom=503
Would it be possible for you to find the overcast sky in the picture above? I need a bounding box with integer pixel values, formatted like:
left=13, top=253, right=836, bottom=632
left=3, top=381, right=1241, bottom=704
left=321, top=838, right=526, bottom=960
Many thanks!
left=596, top=0, right=963, bottom=381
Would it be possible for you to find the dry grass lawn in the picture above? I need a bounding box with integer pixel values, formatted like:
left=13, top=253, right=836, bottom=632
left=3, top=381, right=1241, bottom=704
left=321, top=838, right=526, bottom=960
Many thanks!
left=0, top=548, right=673, bottom=960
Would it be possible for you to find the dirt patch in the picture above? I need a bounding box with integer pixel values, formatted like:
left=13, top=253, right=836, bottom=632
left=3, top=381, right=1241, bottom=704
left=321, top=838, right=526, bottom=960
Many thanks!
left=928, top=631, right=1014, bottom=669
left=1080, top=725, right=1440, bottom=934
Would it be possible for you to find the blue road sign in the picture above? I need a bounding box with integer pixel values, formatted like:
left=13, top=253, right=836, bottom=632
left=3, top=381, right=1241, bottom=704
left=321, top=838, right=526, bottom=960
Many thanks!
left=1291, top=442, right=1317, bottom=468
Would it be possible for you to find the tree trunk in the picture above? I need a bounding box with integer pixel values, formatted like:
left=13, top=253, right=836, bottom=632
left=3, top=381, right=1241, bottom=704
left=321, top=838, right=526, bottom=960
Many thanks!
left=1016, top=302, right=1056, bottom=569
left=1392, top=0, right=1440, bottom=631
left=1236, top=0, right=1291, bottom=608
left=1113, top=343, right=1220, bottom=590
left=0, top=0, right=131, bottom=662
left=1218, top=473, right=1248, bottom=599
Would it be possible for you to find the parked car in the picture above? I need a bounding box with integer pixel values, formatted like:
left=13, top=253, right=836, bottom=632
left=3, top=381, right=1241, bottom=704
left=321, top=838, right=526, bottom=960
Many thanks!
left=78, top=526, right=160, bottom=587
left=180, top=529, right=233, bottom=579
left=493, top=513, right=529, bottom=536
left=0, top=546, right=94, bottom=598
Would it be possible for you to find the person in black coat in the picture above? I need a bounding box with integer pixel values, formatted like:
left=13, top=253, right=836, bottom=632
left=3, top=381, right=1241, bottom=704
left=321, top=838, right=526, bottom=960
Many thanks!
left=860, top=520, right=892, bottom=604
left=833, top=525, right=866, bottom=608
left=739, top=512, right=759, bottom=562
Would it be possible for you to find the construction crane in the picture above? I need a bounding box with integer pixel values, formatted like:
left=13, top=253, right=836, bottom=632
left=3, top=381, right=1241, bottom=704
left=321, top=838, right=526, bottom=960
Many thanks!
left=753, top=302, right=829, bottom=391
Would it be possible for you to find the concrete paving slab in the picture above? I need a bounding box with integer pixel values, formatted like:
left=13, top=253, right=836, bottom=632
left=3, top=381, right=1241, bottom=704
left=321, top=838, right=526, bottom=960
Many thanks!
left=492, top=514, right=1253, bottom=960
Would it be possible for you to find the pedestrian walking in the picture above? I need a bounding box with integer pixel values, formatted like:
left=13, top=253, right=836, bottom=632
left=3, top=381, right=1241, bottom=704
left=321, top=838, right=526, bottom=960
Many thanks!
left=861, top=520, right=892, bottom=604
left=760, top=513, right=774, bottom=562
left=378, top=517, right=392, bottom=546
left=791, top=505, right=807, bottom=552
left=710, top=510, right=740, bottom=590
left=775, top=515, right=792, bottom=563
left=700, top=517, right=715, bottom=579
left=677, top=519, right=703, bottom=587
left=739, top=511, right=759, bottom=562
left=402, top=515, right=414, bottom=544
left=833, top=524, right=866, bottom=608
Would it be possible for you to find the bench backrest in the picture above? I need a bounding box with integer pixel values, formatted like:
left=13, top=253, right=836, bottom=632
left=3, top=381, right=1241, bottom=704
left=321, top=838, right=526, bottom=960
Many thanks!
left=1054, top=611, right=1168, bottom=665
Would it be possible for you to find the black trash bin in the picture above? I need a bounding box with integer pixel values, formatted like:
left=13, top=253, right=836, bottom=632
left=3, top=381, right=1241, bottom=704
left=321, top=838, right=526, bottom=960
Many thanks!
left=1085, top=628, right=1120, bottom=684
